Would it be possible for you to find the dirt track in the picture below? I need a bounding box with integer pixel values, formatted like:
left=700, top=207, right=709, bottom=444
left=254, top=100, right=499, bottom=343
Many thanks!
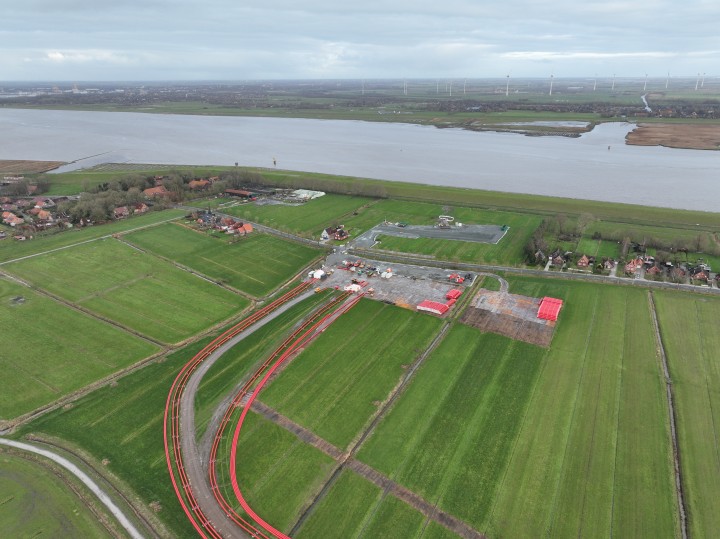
left=626, top=123, right=720, bottom=150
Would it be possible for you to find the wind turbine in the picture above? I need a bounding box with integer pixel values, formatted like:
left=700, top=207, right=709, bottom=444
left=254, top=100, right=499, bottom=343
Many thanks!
left=701, top=72, right=706, bottom=88
left=361, top=79, right=365, bottom=95
left=463, top=79, right=467, bottom=95
left=612, top=74, right=616, bottom=91
left=506, top=74, right=510, bottom=96
left=593, top=74, right=597, bottom=91
left=665, top=72, right=669, bottom=90
left=549, top=74, right=554, bottom=96
left=695, top=73, right=700, bottom=91
left=449, top=80, right=453, bottom=96
left=643, top=73, right=648, bottom=92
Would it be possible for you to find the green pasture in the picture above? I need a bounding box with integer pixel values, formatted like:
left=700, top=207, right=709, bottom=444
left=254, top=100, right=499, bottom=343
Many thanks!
left=194, top=292, right=332, bottom=439
left=220, top=411, right=335, bottom=533
left=13, top=341, right=213, bottom=539
left=261, top=299, right=443, bottom=449
left=0, top=278, right=158, bottom=420
left=221, top=194, right=374, bottom=237
left=0, top=452, right=113, bottom=538
left=485, top=279, right=677, bottom=538
left=358, top=325, right=544, bottom=529
left=654, top=291, right=720, bottom=539
left=295, top=469, right=435, bottom=539
left=575, top=237, right=622, bottom=260
left=5, top=239, right=246, bottom=344
left=125, top=223, right=321, bottom=297
left=0, top=209, right=184, bottom=264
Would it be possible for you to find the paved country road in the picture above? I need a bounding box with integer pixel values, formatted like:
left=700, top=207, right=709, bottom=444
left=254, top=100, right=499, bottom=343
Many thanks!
left=0, top=437, right=145, bottom=539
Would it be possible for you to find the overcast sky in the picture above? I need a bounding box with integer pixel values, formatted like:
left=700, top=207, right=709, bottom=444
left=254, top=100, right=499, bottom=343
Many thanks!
left=3, top=0, right=719, bottom=81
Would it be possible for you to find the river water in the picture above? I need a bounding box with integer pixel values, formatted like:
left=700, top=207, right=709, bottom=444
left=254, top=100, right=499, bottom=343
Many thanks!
left=0, top=108, right=717, bottom=212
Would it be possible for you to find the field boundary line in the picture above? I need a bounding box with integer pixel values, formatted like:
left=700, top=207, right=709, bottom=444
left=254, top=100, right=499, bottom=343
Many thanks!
left=543, top=289, right=599, bottom=538
left=648, top=291, right=688, bottom=539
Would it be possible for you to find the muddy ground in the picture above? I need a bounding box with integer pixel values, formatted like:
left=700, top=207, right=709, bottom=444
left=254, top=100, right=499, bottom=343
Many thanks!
left=0, top=160, right=65, bottom=174
left=626, top=123, right=720, bottom=150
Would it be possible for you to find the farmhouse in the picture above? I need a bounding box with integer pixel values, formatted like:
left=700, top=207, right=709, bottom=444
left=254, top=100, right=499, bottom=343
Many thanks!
left=321, top=226, right=349, bottom=241
left=114, top=206, right=130, bottom=219
left=2, top=211, right=24, bottom=227
left=133, top=202, right=149, bottom=214
left=624, top=257, right=644, bottom=274
left=577, top=254, right=590, bottom=268
left=188, top=179, right=211, bottom=190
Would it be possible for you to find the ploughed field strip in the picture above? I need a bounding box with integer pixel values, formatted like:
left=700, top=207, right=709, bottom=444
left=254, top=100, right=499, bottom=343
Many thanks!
left=460, top=288, right=557, bottom=347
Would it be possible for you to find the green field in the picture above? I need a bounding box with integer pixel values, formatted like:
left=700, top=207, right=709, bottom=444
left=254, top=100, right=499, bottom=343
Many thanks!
left=224, top=411, right=335, bottom=532
left=5, top=239, right=247, bottom=344
left=654, top=291, right=720, bottom=538
left=221, top=194, right=374, bottom=238
left=261, top=299, right=443, bottom=448
left=0, top=209, right=185, bottom=264
left=0, top=452, right=114, bottom=538
left=125, top=223, right=321, bottom=297
left=0, top=277, right=158, bottom=420
left=13, top=342, right=212, bottom=538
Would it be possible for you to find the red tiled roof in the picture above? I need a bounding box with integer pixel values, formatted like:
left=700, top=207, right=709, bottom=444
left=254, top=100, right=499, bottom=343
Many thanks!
left=537, top=297, right=563, bottom=321
left=417, top=300, right=449, bottom=315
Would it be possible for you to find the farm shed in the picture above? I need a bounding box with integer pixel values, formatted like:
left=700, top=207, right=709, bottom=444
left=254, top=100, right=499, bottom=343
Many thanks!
left=417, top=300, right=449, bottom=315
left=537, top=297, right=563, bottom=321
left=446, top=289, right=463, bottom=300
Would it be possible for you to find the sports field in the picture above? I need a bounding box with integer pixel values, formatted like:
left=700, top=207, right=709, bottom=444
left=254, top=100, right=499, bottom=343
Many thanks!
left=0, top=452, right=113, bottom=538
left=654, top=291, right=720, bottom=539
left=0, top=277, right=158, bottom=420
left=5, top=239, right=247, bottom=344
left=125, top=223, right=321, bottom=297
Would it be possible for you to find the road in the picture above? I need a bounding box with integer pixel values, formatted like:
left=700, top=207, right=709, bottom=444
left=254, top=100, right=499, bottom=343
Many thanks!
left=177, top=290, right=315, bottom=538
left=0, top=437, right=145, bottom=539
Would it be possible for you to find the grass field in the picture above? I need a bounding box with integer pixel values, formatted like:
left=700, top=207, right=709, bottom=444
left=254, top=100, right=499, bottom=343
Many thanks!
left=5, top=239, right=246, bottom=344
left=0, top=452, right=113, bottom=538
left=13, top=341, right=212, bottom=539
left=261, top=299, right=443, bottom=449
left=222, top=411, right=336, bottom=533
left=654, top=291, right=720, bottom=539
left=125, top=223, right=321, bottom=297
left=0, top=277, right=158, bottom=420
left=484, top=279, right=677, bottom=538
left=221, top=194, right=374, bottom=238
left=0, top=209, right=185, bottom=264
left=295, top=469, right=434, bottom=539
left=358, top=325, right=545, bottom=528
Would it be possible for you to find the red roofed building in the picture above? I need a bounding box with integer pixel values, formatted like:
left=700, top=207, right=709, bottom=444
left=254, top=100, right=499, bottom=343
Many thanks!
left=446, top=289, right=463, bottom=300
left=417, top=300, right=450, bottom=316
left=537, top=297, right=563, bottom=322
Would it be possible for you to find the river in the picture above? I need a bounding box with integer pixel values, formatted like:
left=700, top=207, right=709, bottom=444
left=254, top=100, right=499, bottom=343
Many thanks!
left=1, top=108, right=718, bottom=212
